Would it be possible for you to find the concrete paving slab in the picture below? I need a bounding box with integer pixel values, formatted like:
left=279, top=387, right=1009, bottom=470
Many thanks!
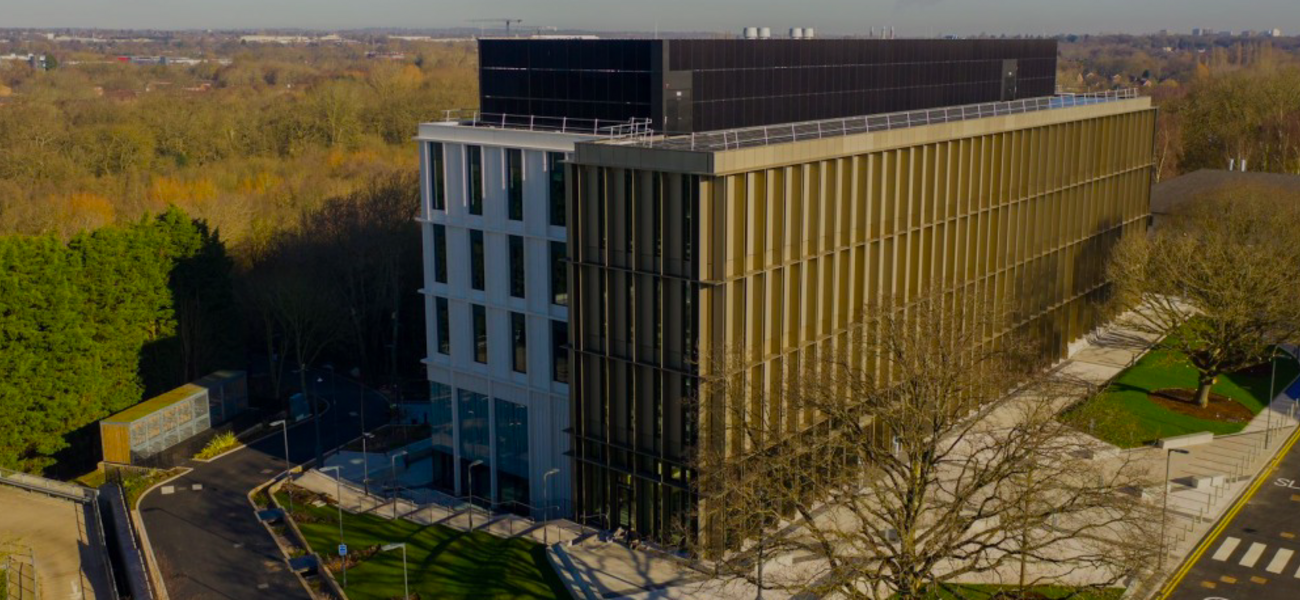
left=0, top=486, right=114, bottom=600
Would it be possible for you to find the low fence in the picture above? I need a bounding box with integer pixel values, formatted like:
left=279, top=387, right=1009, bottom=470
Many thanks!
left=1, top=544, right=37, bottom=600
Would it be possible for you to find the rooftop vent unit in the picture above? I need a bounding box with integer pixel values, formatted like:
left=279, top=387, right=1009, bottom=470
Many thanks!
left=759, top=27, right=772, bottom=39
left=790, top=27, right=805, bottom=39
left=744, top=27, right=759, bottom=40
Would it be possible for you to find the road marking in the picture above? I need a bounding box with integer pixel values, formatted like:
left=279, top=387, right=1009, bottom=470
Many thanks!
left=1212, top=537, right=1242, bottom=561
left=1283, top=532, right=1296, bottom=539
left=1219, top=575, right=1237, bottom=584
left=1240, top=542, right=1267, bottom=567
left=1200, top=581, right=1217, bottom=589
left=1266, top=548, right=1294, bottom=573
left=257, top=583, right=269, bottom=590
left=191, top=484, right=203, bottom=491
left=1250, top=575, right=1268, bottom=584
left=161, top=485, right=175, bottom=495
left=1158, top=424, right=1300, bottom=599
left=1291, top=493, right=1300, bottom=502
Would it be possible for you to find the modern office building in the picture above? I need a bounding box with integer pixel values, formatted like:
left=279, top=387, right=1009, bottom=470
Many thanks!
left=422, top=37, right=1155, bottom=545
left=480, top=38, right=1057, bottom=133
left=566, top=90, right=1156, bottom=545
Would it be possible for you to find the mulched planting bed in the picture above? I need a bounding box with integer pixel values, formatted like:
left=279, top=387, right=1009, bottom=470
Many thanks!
left=1149, top=388, right=1255, bottom=423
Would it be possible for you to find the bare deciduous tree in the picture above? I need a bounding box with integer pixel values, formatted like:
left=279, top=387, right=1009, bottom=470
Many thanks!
left=1108, top=185, right=1300, bottom=408
left=689, top=291, right=1160, bottom=599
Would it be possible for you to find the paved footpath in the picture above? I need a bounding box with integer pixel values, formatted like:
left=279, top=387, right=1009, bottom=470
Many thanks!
left=138, top=374, right=388, bottom=600
left=0, top=486, right=114, bottom=600
left=1165, top=425, right=1300, bottom=600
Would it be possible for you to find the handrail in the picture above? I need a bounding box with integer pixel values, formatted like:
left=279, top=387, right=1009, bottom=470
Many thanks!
left=439, top=109, right=655, bottom=140
left=634, top=88, right=1139, bottom=152
left=0, top=466, right=94, bottom=502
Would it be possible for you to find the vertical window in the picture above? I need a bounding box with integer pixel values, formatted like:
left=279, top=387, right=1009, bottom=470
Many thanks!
left=494, top=399, right=530, bottom=509
left=458, top=390, right=490, bottom=500
left=433, top=224, right=447, bottom=284
left=470, top=230, right=485, bottom=291
left=429, top=381, right=454, bottom=491
left=653, top=174, right=663, bottom=258
left=550, top=241, right=568, bottom=306
left=682, top=175, right=695, bottom=263
left=552, top=319, right=569, bottom=384
left=467, top=145, right=483, bottom=215
left=436, top=297, right=450, bottom=355
left=507, top=148, right=523, bottom=221
left=429, top=142, right=445, bottom=211
left=548, top=152, right=566, bottom=227
left=509, top=235, right=526, bottom=299
left=624, top=171, right=634, bottom=257
left=511, top=311, right=527, bottom=374
left=472, top=304, right=488, bottom=364
left=597, top=169, right=607, bottom=250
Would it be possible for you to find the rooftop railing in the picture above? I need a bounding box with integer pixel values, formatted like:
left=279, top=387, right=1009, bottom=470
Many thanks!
left=440, top=109, right=655, bottom=140
left=627, top=88, right=1139, bottom=152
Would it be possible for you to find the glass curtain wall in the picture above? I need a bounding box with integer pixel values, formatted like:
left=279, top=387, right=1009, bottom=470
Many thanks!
left=494, top=399, right=530, bottom=514
left=458, top=390, right=491, bottom=503
left=429, top=382, right=455, bottom=492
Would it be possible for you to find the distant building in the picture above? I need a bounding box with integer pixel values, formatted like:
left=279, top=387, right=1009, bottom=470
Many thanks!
left=1269, top=28, right=1285, bottom=37
left=0, top=53, right=47, bottom=70
left=1151, top=169, right=1300, bottom=230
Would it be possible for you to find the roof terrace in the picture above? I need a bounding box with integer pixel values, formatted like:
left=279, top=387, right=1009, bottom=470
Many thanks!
left=612, top=89, right=1139, bottom=152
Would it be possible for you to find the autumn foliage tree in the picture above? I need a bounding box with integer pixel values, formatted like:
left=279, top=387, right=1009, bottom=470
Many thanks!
left=1108, top=185, right=1300, bottom=408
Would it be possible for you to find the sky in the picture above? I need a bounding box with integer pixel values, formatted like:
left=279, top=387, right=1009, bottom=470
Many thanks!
left=7, top=0, right=1299, bottom=36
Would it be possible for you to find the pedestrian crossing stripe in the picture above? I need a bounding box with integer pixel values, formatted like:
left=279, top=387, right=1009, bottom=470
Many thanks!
left=1267, top=548, right=1294, bottom=574
left=1213, top=537, right=1242, bottom=561
left=1241, top=542, right=1267, bottom=567
left=1209, top=537, right=1300, bottom=577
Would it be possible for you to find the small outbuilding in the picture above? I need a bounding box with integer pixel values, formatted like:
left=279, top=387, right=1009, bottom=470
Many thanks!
left=100, top=384, right=212, bottom=465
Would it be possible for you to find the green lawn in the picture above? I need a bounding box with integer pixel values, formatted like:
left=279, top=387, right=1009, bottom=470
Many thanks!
left=901, top=584, right=1124, bottom=599
left=1062, top=344, right=1300, bottom=448
left=276, top=492, right=568, bottom=600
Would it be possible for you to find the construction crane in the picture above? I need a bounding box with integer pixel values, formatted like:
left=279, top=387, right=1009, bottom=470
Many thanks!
left=469, top=18, right=523, bottom=37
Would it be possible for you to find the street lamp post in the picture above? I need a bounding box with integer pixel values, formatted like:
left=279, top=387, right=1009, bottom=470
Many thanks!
left=361, top=432, right=375, bottom=496
left=390, top=450, right=408, bottom=519
left=1268, top=348, right=1283, bottom=448
left=271, top=419, right=293, bottom=514
left=319, top=466, right=347, bottom=588
left=1161, top=448, right=1191, bottom=573
left=542, top=468, right=560, bottom=545
left=467, top=459, right=485, bottom=529
left=380, top=542, right=408, bottom=599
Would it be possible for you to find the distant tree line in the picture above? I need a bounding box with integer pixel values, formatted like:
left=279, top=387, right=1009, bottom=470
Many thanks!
left=0, top=42, right=476, bottom=242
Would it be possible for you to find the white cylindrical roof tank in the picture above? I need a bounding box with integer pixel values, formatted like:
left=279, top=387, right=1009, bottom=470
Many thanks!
left=804, top=27, right=816, bottom=39
left=759, top=27, right=772, bottom=39
left=790, top=27, right=805, bottom=39
left=744, top=27, right=759, bottom=40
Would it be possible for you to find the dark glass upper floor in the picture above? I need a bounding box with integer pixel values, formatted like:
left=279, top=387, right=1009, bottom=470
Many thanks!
left=479, top=38, right=1058, bottom=134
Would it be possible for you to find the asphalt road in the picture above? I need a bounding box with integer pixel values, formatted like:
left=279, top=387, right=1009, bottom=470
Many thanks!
left=1167, top=429, right=1300, bottom=600
left=138, top=372, right=389, bottom=600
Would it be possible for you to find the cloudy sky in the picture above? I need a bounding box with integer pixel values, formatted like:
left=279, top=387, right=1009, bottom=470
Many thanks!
left=9, top=0, right=1298, bottom=36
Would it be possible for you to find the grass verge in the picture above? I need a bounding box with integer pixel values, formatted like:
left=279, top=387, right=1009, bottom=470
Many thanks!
left=1062, top=344, right=1300, bottom=448
left=275, top=490, right=568, bottom=600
